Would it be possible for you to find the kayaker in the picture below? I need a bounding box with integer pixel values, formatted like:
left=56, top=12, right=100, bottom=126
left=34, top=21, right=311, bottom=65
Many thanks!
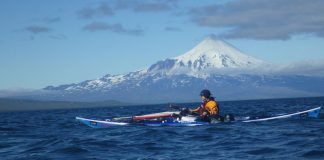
left=183, top=89, right=222, bottom=123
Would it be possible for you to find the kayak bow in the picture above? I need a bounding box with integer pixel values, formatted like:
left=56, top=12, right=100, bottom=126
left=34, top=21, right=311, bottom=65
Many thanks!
left=242, top=107, right=321, bottom=122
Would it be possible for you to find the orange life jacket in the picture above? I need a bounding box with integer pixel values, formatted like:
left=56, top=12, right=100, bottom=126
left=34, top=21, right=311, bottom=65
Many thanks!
left=192, top=99, right=219, bottom=116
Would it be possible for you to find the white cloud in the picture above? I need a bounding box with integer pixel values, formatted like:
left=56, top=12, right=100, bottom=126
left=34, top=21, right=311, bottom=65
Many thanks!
left=189, top=0, right=324, bottom=40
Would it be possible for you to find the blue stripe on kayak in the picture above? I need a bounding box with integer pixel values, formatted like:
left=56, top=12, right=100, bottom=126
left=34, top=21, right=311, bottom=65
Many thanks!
left=143, top=121, right=209, bottom=126
left=307, top=108, right=321, bottom=118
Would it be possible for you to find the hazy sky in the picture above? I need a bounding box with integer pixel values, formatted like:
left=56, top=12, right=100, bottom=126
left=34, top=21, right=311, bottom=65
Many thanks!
left=1, top=0, right=324, bottom=90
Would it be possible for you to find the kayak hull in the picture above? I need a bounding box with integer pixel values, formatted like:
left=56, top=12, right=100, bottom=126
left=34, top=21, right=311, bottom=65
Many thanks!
left=75, top=116, right=209, bottom=128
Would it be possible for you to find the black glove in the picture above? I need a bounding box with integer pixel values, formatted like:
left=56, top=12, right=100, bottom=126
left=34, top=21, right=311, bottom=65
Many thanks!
left=180, top=108, right=191, bottom=116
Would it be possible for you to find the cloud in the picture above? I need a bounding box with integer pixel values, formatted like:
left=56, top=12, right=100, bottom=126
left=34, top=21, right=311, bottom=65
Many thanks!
left=77, top=2, right=114, bottom=19
left=0, top=88, right=58, bottom=98
left=77, top=1, right=179, bottom=35
left=0, top=89, right=39, bottom=97
left=43, top=16, right=61, bottom=23
left=189, top=0, right=324, bottom=40
left=199, top=58, right=324, bottom=77
left=83, top=22, right=144, bottom=36
left=114, top=0, right=139, bottom=10
left=133, top=2, right=172, bottom=12
left=49, top=34, right=67, bottom=40
left=114, top=0, right=177, bottom=13
left=25, top=25, right=52, bottom=34
left=274, top=60, right=324, bottom=76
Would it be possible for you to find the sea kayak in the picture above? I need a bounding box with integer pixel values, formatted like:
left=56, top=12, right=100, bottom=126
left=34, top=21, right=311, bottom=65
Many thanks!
left=76, top=107, right=322, bottom=128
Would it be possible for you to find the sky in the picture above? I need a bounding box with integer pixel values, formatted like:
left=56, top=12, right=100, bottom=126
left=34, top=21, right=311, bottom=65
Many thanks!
left=1, top=0, right=324, bottom=90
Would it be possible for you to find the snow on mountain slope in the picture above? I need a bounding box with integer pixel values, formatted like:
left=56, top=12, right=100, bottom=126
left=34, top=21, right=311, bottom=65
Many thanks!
left=148, top=36, right=267, bottom=77
left=48, top=69, right=149, bottom=92
left=175, top=36, right=265, bottom=68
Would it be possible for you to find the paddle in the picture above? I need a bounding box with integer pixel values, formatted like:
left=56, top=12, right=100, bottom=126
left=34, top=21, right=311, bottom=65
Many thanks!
left=113, top=104, right=191, bottom=122
left=112, top=116, right=133, bottom=122
left=168, top=103, right=183, bottom=110
left=168, top=104, right=192, bottom=116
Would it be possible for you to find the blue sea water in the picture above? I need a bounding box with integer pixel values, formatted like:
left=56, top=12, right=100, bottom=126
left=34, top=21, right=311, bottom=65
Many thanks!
left=1, top=97, right=324, bottom=160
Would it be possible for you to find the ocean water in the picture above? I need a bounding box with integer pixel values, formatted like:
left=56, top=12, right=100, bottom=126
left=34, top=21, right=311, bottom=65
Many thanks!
left=1, top=97, right=324, bottom=160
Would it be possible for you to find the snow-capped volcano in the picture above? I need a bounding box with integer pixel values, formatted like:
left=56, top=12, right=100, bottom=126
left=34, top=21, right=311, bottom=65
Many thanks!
left=33, top=36, right=324, bottom=103
left=47, top=37, right=268, bottom=92
left=147, top=36, right=266, bottom=77
left=176, top=36, right=265, bottom=68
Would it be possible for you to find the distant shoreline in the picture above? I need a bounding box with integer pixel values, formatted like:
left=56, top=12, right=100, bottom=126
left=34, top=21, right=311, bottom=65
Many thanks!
left=0, top=98, right=132, bottom=112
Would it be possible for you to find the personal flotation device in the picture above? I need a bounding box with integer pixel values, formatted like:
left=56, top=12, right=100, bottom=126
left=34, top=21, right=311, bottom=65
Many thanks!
left=193, top=97, right=219, bottom=116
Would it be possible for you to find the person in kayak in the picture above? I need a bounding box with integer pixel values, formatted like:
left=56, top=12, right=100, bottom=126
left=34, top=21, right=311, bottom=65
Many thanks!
left=180, top=89, right=222, bottom=123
